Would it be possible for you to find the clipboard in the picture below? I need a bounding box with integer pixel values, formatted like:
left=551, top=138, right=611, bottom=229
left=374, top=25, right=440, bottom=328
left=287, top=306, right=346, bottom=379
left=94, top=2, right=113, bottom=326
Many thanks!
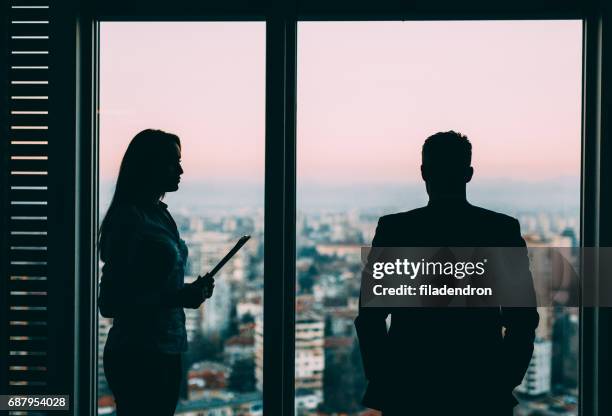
left=194, top=235, right=251, bottom=287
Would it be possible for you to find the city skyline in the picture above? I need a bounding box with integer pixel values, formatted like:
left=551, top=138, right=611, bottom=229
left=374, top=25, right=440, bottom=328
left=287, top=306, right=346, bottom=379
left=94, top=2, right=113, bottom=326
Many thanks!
left=100, top=176, right=580, bottom=217
left=98, top=204, right=579, bottom=415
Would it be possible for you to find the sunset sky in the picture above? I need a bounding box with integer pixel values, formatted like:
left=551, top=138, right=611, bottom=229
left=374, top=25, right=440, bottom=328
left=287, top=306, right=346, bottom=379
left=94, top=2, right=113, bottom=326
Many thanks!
left=99, top=21, right=582, bottom=188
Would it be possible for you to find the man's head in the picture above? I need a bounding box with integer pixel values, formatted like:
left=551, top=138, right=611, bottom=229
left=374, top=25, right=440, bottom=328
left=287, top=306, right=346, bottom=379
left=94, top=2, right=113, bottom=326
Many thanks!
left=421, top=131, right=473, bottom=197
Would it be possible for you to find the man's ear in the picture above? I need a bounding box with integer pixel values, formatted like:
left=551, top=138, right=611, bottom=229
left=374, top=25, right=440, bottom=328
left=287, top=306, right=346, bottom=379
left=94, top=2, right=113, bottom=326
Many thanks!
left=465, top=166, right=474, bottom=183
left=420, top=165, right=427, bottom=182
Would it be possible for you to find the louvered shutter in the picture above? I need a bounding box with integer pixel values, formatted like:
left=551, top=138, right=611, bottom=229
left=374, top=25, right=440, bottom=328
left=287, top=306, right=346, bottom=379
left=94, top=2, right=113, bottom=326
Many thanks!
left=5, top=0, right=51, bottom=397
left=2, top=0, right=76, bottom=405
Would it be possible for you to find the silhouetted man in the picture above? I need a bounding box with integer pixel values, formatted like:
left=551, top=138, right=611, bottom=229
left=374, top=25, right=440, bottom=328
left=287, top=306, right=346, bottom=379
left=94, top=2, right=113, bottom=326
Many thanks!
left=354, top=131, right=539, bottom=415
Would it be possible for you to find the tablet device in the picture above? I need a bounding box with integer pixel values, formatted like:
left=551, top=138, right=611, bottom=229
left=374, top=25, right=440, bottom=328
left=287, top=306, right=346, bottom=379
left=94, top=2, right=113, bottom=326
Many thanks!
left=195, top=235, right=251, bottom=285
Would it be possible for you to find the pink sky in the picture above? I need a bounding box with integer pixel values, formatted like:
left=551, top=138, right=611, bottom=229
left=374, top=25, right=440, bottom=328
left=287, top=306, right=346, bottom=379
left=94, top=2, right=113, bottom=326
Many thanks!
left=99, top=22, right=266, bottom=183
left=100, top=21, right=582, bottom=184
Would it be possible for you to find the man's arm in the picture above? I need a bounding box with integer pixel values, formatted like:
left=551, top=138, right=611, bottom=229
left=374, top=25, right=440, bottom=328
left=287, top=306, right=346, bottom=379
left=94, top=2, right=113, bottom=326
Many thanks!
left=499, top=218, right=540, bottom=389
left=354, top=217, right=391, bottom=409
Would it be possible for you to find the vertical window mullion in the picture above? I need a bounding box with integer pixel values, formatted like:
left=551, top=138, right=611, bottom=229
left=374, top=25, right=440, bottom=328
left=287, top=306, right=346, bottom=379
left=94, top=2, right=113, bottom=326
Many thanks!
left=263, top=12, right=297, bottom=416
left=75, top=12, right=98, bottom=416
left=580, top=15, right=598, bottom=416
left=284, top=16, right=298, bottom=416
left=580, top=10, right=612, bottom=416
left=592, top=9, right=612, bottom=416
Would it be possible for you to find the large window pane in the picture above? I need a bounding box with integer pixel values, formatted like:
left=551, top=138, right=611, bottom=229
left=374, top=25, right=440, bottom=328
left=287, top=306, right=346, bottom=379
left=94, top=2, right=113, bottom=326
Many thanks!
left=296, top=21, right=582, bottom=415
left=97, top=22, right=265, bottom=415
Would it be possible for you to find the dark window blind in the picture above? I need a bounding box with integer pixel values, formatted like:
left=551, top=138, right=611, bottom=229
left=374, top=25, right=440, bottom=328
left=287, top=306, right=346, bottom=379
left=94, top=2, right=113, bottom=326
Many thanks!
left=4, top=0, right=51, bottom=396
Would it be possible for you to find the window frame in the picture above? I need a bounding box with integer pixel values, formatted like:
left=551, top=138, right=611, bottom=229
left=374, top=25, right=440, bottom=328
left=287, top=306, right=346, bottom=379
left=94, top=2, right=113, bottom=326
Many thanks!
left=68, top=1, right=612, bottom=416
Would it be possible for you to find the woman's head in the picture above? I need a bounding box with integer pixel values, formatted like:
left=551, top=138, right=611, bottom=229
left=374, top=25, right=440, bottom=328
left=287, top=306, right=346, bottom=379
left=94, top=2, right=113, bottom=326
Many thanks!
left=113, top=129, right=183, bottom=204
left=99, top=129, right=183, bottom=247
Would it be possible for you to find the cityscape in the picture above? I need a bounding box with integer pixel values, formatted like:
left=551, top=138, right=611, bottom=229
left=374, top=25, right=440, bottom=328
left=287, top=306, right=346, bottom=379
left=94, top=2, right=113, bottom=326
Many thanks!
left=97, top=187, right=579, bottom=416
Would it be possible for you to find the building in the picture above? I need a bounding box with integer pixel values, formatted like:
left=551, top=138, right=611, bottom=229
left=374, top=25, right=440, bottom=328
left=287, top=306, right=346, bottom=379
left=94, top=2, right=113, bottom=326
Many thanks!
left=224, top=335, right=255, bottom=366
left=295, top=311, right=325, bottom=392
left=255, top=311, right=325, bottom=396
left=188, top=361, right=231, bottom=397
left=175, top=392, right=263, bottom=416
left=517, top=338, right=552, bottom=396
left=254, top=315, right=264, bottom=393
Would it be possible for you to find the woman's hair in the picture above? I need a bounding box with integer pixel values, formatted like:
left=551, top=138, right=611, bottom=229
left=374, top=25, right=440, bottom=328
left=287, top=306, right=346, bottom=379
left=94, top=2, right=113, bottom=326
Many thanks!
left=98, top=129, right=180, bottom=250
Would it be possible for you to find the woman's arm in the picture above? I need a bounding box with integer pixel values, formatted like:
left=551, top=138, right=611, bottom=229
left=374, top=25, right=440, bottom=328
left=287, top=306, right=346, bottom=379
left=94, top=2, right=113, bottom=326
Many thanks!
left=98, top=206, right=208, bottom=318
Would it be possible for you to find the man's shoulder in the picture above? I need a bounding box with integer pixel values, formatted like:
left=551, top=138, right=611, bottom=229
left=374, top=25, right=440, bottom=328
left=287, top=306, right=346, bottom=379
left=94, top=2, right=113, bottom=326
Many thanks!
left=378, top=206, right=429, bottom=225
left=467, top=204, right=520, bottom=227
left=377, top=204, right=520, bottom=229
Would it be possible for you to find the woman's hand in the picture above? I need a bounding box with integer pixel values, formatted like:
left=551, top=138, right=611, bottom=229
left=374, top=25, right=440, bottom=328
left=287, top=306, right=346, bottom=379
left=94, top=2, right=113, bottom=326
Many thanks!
left=175, top=274, right=214, bottom=309
left=197, top=274, right=215, bottom=300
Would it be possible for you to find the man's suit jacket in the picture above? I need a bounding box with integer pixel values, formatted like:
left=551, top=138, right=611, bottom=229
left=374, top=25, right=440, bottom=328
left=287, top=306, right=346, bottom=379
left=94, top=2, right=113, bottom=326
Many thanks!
left=354, top=199, right=539, bottom=415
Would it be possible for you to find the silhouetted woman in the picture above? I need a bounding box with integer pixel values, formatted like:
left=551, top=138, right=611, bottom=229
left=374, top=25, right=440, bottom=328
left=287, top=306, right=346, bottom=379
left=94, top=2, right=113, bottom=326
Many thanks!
left=98, top=129, right=214, bottom=415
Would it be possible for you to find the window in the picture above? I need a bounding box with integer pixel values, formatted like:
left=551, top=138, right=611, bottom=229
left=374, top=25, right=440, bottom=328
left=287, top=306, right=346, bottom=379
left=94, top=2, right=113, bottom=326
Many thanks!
left=296, top=20, right=582, bottom=415
left=4, top=3, right=610, bottom=415
left=97, top=22, right=265, bottom=414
